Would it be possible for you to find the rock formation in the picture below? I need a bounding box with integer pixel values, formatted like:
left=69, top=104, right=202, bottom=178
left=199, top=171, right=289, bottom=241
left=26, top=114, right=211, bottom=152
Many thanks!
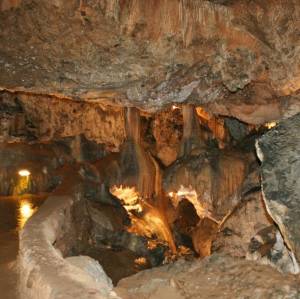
left=257, top=113, right=300, bottom=271
left=115, top=254, right=300, bottom=299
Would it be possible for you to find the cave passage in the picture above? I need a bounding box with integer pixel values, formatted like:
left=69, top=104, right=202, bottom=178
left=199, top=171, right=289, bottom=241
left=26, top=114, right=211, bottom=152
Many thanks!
left=1, top=1, right=300, bottom=298
left=0, top=92, right=297, bottom=295
left=56, top=104, right=297, bottom=285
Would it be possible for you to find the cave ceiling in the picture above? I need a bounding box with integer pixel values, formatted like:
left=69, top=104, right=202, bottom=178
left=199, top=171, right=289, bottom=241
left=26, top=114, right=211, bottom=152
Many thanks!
left=0, top=0, right=299, bottom=124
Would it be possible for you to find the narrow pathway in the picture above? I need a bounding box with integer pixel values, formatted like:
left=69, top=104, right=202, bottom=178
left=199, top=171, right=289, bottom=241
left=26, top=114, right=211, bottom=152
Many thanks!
left=0, top=195, right=46, bottom=299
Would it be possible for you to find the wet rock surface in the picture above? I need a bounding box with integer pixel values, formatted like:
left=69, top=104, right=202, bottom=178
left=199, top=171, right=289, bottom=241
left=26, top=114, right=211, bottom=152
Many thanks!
left=257, top=113, right=300, bottom=266
left=61, top=196, right=168, bottom=285
left=8, top=109, right=299, bottom=298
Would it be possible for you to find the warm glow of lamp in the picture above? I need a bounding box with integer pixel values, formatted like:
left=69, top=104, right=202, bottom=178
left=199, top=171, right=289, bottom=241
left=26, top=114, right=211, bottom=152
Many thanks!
left=18, top=200, right=35, bottom=228
left=18, top=169, right=31, bottom=177
left=20, top=203, right=33, bottom=218
left=14, top=169, right=31, bottom=195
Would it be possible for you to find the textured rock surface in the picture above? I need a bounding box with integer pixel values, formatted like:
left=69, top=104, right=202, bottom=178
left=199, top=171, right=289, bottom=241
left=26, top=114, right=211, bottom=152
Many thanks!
left=65, top=255, right=113, bottom=288
left=257, top=113, right=300, bottom=265
left=164, top=148, right=250, bottom=216
left=0, top=91, right=126, bottom=151
left=0, top=0, right=299, bottom=122
left=213, top=191, right=272, bottom=258
left=0, top=91, right=126, bottom=153
left=247, top=228, right=300, bottom=274
left=115, top=254, right=300, bottom=299
left=151, top=108, right=183, bottom=166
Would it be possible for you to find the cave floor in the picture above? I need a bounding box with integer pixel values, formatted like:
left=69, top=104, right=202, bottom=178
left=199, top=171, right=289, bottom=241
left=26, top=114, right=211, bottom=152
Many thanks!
left=0, top=195, right=46, bottom=299
left=0, top=229, right=19, bottom=299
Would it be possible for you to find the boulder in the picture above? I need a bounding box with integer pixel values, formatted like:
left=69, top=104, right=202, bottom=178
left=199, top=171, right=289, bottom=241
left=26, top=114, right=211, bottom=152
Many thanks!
left=115, top=254, right=300, bottom=299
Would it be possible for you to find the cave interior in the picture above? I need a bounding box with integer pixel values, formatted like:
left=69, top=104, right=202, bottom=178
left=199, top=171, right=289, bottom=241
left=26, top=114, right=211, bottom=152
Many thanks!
left=0, top=0, right=300, bottom=298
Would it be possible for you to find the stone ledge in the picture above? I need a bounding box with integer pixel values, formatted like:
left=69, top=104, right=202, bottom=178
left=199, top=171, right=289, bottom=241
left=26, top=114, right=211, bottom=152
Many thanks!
left=19, top=195, right=119, bottom=299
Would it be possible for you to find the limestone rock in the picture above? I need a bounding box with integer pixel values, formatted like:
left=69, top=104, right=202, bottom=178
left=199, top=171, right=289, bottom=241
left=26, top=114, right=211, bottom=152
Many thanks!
left=65, top=255, right=113, bottom=289
left=213, top=191, right=272, bottom=258
left=256, top=113, right=300, bottom=266
left=152, top=108, right=183, bottom=166
left=115, top=254, right=300, bottom=299
left=18, top=93, right=126, bottom=152
left=247, top=227, right=299, bottom=274
left=164, top=148, right=249, bottom=217
left=0, top=91, right=126, bottom=151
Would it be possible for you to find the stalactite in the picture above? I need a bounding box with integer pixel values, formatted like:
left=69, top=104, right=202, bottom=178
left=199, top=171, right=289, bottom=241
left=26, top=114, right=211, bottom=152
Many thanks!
left=122, top=107, right=155, bottom=199
left=125, top=107, right=141, bottom=143
left=180, top=104, right=201, bottom=156
left=111, top=107, right=178, bottom=253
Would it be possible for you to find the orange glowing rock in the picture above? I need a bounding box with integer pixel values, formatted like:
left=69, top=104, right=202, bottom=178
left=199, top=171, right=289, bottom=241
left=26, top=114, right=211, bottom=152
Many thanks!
left=265, top=122, right=277, bottom=129
left=134, top=257, right=147, bottom=266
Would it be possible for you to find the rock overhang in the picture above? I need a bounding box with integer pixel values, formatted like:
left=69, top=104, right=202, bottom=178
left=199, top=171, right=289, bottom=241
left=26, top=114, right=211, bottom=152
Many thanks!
left=0, top=0, right=299, bottom=122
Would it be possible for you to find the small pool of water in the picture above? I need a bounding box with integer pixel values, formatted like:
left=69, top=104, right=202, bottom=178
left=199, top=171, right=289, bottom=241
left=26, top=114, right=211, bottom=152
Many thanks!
left=0, top=194, right=47, bottom=232
left=0, top=194, right=47, bottom=299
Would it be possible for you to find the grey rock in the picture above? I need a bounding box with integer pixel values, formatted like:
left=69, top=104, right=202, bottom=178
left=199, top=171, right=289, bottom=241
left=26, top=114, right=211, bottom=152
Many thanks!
left=257, top=113, right=300, bottom=267
left=115, top=253, right=300, bottom=299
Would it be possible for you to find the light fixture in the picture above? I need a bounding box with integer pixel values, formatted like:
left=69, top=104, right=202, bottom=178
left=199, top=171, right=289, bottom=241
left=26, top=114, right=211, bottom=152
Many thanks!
left=18, top=169, right=31, bottom=177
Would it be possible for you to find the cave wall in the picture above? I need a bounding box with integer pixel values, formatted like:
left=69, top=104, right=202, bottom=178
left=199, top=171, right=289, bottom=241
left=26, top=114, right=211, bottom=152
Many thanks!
left=0, top=0, right=21, bottom=11
left=18, top=94, right=126, bottom=151
left=0, top=91, right=126, bottom=151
